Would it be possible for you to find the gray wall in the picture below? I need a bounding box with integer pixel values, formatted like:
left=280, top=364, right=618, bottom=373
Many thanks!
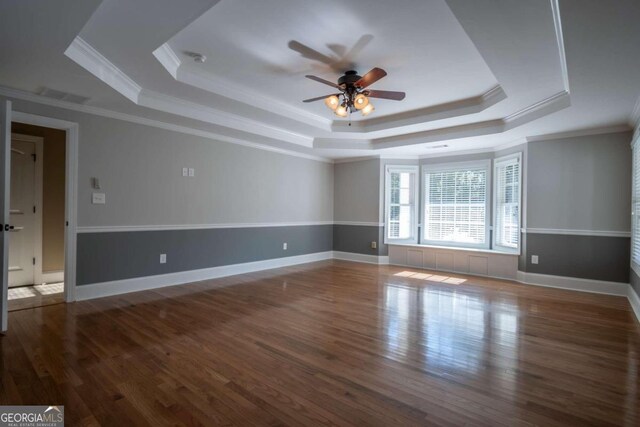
left=333, top=158, right=387, bottom=256
left=9, top=98, right=335, bottom=286
left=12, top=99, right=334, bottom=227
left=527, top=132, right=631, bottom=232
left=77, top=225, right=332, bottom=285
left=525, top=234, right=630, bottom=283
left=334, top=158, right=380, bottom=223
left=524, top=131, right=632, bottom=283
left=333, top=225, right=387, bottom=256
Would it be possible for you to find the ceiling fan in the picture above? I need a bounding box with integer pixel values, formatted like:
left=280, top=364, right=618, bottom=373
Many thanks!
left=303, top=68, right=405, bottom=118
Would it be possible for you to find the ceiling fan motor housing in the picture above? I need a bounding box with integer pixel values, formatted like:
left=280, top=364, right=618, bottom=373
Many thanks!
left=338, top=70, right=362, bottom=89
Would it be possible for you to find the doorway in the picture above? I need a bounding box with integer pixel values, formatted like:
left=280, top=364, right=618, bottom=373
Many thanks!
left=7, top=127, right=66, bottom=311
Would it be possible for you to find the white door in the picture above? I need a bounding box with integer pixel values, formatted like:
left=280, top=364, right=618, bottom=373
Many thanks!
left=8, top=137, right=36, bottom=287
left=1, top=100, right=11, bottom=333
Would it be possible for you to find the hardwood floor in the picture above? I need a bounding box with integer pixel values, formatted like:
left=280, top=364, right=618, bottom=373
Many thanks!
left=1, top=260, right=638, bottom=426
left=8, top=283, right=65, bottom=312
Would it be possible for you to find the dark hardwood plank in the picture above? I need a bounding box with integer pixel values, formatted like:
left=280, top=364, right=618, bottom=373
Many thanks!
left=1, top=260, right=638, bottom=426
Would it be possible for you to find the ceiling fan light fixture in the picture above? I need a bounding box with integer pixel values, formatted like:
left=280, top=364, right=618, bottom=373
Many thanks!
left=324, top=95, right=340, bottom=111
left=335, top=103, right=348, bottom=117
left=361, top=103, right=375, bottom=116
left=354, top=93, right=369, bottom=110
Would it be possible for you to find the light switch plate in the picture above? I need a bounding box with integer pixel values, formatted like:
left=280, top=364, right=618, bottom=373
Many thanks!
left=182, top=168, right=188, bottom=177
left=160, top=254, right=167, bottom=264
left=92, top=193, right=106, bottom=204
left=188, top=168, right=195, bottom=177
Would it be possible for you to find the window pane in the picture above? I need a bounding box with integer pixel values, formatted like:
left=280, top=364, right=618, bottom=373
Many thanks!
left=386, top=168, right=417, bottom=241
left=390, top=188, right=400, bottom=204
left=495, top=157, right=520, bottom=249
left=399, top=188, right=410, bottom=204
left=424, top=167, right=487, bottom=245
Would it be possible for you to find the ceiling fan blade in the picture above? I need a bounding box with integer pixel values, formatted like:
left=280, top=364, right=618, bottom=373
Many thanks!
left=288, top=41, right=336, bottom=65
left=305, top=75, right=339, bottom=89
left=303, top=94, right=340, bottom=103
left=355, top=67, right=387, bottom=88
left=366, top=90, right=406, bottom=101
left=344, top=34, right=373, bottom=61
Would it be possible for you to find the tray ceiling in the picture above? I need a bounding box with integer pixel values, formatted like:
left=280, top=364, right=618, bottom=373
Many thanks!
left=2, top=0, right=639, bottom=160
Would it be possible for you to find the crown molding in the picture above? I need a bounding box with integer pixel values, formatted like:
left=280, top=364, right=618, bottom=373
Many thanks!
left=314, top=90, right=571, bottom=150
left=152, top=43, right=181, bottom=79
left=65, top=37, right=314, bottom=147
left=332, top=85, right=507, bottom=133
left=526, top=124, right=631, bottom=143
left=503, top=90, right=570, bottom=127
left=137, top=89, right=313, bottom=147
left=153, top=43, right=331, bottom=131
left=66, top=37, right=575, bottom=155
left=0, top=85, right=332, bottom=163
left=333, top=155, right=381, bottom=164
left=550, top=0, right=570, bottom=93
left=64, top=37, right=141, bottom=103
left=417, top=139, right=527, bottom=160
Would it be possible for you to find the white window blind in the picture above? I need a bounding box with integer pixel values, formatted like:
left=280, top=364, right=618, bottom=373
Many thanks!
left=494, top=155, right=521, bottom=249
left=385, top=166, right=418, bottom=242
left=423, top=164, right=489, bottom=247
left=632, top=141, right=640, bottom=268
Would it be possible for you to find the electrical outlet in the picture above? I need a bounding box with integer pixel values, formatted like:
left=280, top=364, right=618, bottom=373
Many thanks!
left=531, top=255, right=539, bottom=264
left=182, top=168, right=188, bottom=177
left=371, top=241, right=377, bottom=249
left=91, top=193, right=106, bottom=204
left=160, top=253, right=167, bottom=264
left=283, top=242, right=287, bottom=250
left=188, top=168, right=195, bottom=177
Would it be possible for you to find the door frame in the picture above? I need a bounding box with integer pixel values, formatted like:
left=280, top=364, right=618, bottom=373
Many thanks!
left=9, top=133, right=44, bottom=287
left=11, top=112, right=78, bottom=303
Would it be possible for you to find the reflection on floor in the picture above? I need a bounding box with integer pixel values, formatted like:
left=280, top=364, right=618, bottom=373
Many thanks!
left=3, top=260, right=638, bottom=425
left=8, top=282, right=64, bottom=311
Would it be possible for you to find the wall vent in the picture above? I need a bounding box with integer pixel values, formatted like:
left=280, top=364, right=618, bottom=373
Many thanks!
left=38, top=87, right=90, bottom=105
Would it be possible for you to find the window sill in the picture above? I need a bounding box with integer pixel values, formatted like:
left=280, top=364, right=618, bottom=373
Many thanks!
left=387, top=242, right=520, bottom=256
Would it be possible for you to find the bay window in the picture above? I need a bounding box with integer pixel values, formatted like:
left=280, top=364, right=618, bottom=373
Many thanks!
left=384, top=153, right=522, bottom=253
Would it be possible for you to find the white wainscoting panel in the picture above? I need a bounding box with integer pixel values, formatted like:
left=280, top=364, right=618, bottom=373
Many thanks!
left=388, top=244, right=518, bottom=280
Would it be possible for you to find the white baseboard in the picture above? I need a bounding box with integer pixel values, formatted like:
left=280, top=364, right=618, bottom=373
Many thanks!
left=76, top=251, right=333, bottom=301
left=332, top=251, right=389, bottom=265
left=72, top=251, right=640, bottom=327
left=628, top=286, right=640, bottom=324
left=516, top=270, right=629, bottom=296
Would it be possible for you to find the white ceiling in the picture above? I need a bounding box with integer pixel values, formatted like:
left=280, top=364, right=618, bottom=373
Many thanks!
left=168, top=0, right=498, bottom=120
left=1, top=0, right=639, bottom=161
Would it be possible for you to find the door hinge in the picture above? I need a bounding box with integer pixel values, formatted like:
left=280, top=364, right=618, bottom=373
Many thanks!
left=31, top=153, right=36, bottom=162
left=32, top=257, right=36, bottom=265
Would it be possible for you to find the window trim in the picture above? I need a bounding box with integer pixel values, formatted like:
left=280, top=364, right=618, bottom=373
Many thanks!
left=492, top=153, right=522, bottom=253
left=384, top=165, right=419, bottom=244
left=420, top=159, right=492, bottom=250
